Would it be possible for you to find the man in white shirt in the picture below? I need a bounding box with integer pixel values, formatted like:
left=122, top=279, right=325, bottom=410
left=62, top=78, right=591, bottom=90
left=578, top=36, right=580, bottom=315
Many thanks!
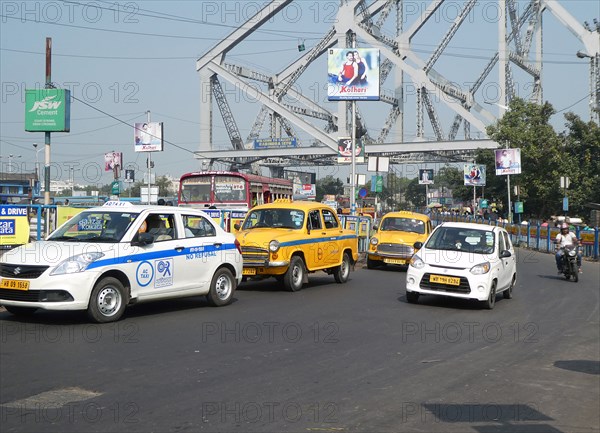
left=555, top=223, right=582, bottom=273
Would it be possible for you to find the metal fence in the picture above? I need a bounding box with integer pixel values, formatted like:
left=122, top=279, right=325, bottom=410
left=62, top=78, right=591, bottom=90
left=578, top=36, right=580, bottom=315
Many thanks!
left=431, top=214, right=599, bottom=260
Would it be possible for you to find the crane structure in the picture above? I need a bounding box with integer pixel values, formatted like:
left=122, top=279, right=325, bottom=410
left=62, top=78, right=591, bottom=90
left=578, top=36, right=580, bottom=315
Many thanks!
left=195, top=0, right=599, bottom=170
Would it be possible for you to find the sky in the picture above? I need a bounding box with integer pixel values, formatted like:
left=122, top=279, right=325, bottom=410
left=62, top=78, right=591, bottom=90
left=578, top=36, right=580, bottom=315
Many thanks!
left=1, top=0, right=598, bottom=188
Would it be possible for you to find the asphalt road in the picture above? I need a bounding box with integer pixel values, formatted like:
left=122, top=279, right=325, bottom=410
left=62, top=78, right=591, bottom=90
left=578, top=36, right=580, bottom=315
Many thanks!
left=1, top=248, right=599, bottom=433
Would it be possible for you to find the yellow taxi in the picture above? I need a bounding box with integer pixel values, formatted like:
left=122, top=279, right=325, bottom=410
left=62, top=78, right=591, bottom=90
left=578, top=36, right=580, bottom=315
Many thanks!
left=234, top=200, right=359, bottom=291
left=367, top=211, right=432, bottom=269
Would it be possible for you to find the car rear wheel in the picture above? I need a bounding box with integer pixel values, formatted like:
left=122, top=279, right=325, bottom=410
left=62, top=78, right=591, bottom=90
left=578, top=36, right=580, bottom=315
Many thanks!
left=284, top=256, right=305, bottom=292
left=207, top=268, right=236, bottom=306
left=4, top=306, right=38, bottom=316
left=87, top=277, right=127, bottom=323
left=333, top=252, right=351, bottom=283
left=483, top=281, right=497, bottom=310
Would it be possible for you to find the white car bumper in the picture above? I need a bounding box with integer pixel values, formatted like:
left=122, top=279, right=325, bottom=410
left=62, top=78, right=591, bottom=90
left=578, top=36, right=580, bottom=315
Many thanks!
left=406, top=266, right=493, bottom=301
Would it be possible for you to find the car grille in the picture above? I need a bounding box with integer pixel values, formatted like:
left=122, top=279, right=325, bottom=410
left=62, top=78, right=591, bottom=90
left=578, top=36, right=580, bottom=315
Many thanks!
left=377, top=243, right=414, bottom=258
left=0, top=264, right=49, bottom=279
left=420, top=273, right=471, bottom=294
left=241, top=247, right=269, bottom=266
left=0, top=289, right=43, bottom=302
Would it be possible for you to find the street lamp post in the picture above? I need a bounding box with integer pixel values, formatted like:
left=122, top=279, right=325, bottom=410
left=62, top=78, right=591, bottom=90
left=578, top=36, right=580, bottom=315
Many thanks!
left=33, top=143, right=43, bottom=179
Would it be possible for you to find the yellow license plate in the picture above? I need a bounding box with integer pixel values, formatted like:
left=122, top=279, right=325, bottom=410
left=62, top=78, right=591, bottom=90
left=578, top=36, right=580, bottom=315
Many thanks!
left=242, top=268, right=256, bottom=276
left=384, top=258, right=406, bottom=265
left=430, top=275, right=460, bottom=286
left=0, top=279, right=30, bottom=291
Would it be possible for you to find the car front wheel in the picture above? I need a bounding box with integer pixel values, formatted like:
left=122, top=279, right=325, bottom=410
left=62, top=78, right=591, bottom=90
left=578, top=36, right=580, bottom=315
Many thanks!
left=483, top=281, right=497, bottom=310
left=87, top=277, right=127, bottom=323
left=284, top=256, right=305, bottom=292
left=207, top=268, right=236, bottom=306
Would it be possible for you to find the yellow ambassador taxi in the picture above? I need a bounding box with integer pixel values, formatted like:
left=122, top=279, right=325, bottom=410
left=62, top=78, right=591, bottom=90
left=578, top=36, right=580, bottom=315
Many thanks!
left=234, top=200, right=359, bottom=291
left=367, top=211, right=432, bottom=269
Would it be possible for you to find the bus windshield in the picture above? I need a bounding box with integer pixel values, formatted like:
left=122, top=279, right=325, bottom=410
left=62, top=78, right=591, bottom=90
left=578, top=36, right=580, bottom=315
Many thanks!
left=180, top=176, right=211, bottom=203
left=213, top=175, right=246, bottom=203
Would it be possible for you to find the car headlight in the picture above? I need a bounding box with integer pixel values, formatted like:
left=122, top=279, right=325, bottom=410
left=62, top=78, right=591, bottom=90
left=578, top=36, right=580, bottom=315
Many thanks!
left=370, top=237, right=379, bottom=245
left=269, top=240, right=280, bottom=253
left=50, top=252, right=105, bottom=275
left=470, top=262, right=491, bottom=275
left=409, top=255, right=425, bottom=269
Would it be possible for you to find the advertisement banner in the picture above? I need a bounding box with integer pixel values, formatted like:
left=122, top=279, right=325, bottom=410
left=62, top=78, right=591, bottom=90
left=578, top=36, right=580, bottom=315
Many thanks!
left=337, top=137, right=364, bottom=163
left=25, top=89, right=71, bottom=132
left=135, top=122, right=164, bottom=152
left=0, top=206, right=30, bottom=247
left=253, top=137, right=297, bottom=149
left=124, top=169, right=135, bottom=183
left=495, top=148, right=522, bottom=175
left=104, top=152, right=122, bottom=172
left=328, top=48, right=380, bottom=101
left=464, top=164, right=486, bottom=186
left=418, top=169, right=434, bottom=185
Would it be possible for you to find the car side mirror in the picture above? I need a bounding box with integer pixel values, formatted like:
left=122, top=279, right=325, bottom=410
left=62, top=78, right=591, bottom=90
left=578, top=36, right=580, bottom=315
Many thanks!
left=373, top=225, right=379, bottom=231
left=131, top=232, right=154, bottom=246
left=500, top=249, right=512, bottom=258
left=413, top=241, right=423, bottom=250
left=233, top=223, right=240, bottom=231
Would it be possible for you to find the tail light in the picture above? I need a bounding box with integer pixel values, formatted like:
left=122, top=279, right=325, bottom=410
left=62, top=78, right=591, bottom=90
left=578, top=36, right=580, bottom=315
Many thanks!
left=234, top=238, right=242, bottom=255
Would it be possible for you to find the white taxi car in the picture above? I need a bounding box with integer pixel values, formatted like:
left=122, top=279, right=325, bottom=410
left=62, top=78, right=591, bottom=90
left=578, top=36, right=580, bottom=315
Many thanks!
left=405, top=222, right=517, bottom=309
left=0, top=202, right=243, bottom=322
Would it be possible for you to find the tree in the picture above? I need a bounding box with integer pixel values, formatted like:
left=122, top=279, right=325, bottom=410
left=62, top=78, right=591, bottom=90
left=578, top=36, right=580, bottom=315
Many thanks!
left=485, top=98, right=563, bottom=219
left=562, top=113, right=600, bottom=215
left=315, top=175, right=344, bottom=202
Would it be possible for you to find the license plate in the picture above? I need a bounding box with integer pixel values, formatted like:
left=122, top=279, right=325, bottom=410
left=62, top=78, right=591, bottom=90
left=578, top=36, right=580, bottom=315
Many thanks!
left=242, top=268, right=256, bottom=276
left=430, top=275, right=460, bottom=286
left=0, top=279, right=30, bottom=290
left=384, top=258, right=406, bottom=265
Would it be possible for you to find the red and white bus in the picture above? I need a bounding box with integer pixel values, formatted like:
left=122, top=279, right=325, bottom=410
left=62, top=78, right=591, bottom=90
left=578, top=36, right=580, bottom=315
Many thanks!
left=178, top=171, right=293, bottom=210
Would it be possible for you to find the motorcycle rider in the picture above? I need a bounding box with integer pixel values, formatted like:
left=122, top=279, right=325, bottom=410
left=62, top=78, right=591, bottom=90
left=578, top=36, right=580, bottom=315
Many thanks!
left=555, top=223, right=582, bottom=274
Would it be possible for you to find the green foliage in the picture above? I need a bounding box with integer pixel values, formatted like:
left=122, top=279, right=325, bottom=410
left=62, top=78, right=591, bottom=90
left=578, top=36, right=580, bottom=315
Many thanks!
left=485, top=98, right=563, bottom=218
left=315, top=175, right=344, bottom=202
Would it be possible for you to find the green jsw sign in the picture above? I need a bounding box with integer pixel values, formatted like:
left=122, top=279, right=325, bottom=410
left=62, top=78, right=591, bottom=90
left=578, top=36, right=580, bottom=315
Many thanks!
left=25, top=89, right=71, bottom=132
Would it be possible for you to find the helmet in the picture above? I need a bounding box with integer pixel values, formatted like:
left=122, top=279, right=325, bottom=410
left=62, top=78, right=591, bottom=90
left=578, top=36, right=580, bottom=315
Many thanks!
left=560, top=223, right=569, bottom=230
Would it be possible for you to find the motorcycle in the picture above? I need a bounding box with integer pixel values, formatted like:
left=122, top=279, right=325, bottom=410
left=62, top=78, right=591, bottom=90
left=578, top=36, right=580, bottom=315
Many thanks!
left=559, top=244, right=579, bottom=283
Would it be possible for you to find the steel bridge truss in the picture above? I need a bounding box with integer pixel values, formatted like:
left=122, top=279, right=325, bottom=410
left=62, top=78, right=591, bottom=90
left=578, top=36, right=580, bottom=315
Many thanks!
left=195, top=0, right=599, bottom=169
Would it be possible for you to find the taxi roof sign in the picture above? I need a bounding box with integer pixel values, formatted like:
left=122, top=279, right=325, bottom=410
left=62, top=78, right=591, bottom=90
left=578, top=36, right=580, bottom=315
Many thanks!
left=103, top=201, right=134, bottom=208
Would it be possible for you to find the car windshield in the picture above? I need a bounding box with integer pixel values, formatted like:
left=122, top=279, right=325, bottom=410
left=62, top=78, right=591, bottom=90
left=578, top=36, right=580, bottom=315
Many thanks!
left=380, top=217, right=425, bottom=234
left=48, top=211, right=139, bottom=242
left=242, top=208, right=304, bottom=230
left=425, top=227, right=495, bottom=254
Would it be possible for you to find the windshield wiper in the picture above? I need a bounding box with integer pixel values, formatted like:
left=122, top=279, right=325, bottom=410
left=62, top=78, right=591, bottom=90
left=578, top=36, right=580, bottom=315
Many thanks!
left=48, top=235, right=78, bottom=242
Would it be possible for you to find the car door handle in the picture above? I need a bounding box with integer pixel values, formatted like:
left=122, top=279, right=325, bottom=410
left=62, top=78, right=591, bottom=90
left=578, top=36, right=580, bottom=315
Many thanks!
left=213, top=243, right=222, bottom=248
left=174, top=246, right=185, bottom=252
left=321, top=232, right=327, bottom=235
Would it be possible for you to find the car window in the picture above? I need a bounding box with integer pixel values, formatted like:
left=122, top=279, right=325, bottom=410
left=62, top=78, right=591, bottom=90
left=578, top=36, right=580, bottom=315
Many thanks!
left=49, top=211, right=139, bottom=242
left=182, top=214, right=216, bottom=238
left=242, top=209, right=303, bottom=229
left=426, top=227, right=494, bottom=253
left=322, top=209, right=339, bottom=229
left=498, top=231, right=506, bottom=255
left=381, top=217, right=425, bottom=234
left=136, top=213, right=176, bottom=242
left=502, top=231, right=512, bottom=251
left=308, top=210, right=322, bottom=230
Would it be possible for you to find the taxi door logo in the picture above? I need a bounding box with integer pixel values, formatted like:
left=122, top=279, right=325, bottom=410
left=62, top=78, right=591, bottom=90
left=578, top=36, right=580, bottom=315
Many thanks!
left=136, top=261, right=154, bottom=287
left=154, top=259, right=173, bottom=288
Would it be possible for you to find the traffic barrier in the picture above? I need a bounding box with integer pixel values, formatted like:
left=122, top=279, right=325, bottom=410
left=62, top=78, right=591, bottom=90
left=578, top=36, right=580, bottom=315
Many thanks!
left=431, top=215, right=599, bottom=260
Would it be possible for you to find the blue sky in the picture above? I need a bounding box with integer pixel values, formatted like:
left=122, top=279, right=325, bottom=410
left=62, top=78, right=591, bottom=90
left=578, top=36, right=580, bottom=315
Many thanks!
left=1, top=0, right=598, bottom=187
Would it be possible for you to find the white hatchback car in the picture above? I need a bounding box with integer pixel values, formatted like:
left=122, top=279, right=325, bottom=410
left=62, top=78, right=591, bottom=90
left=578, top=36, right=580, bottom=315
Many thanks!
left=0, top=201, right=243, bottom=322
left=405, top=222, right=517, bottom=309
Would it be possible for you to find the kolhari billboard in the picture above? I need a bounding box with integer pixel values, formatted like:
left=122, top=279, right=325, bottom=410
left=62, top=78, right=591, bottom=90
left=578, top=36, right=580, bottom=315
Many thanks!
left=25, top=89, right=71, bottom=132
left=328, top=48, right=380, bottom=101
left=134, top=122, right=164, bottom=152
